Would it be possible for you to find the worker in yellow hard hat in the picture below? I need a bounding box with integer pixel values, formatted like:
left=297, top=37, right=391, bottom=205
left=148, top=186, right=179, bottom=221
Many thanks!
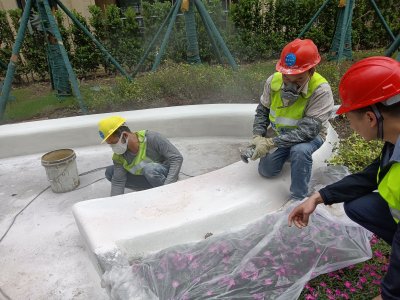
left=98, top=116, right=183, bottom=196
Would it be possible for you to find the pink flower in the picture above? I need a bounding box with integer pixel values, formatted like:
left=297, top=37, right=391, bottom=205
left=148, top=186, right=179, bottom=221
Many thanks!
left=172, top=280, right=179, bottom=288
left=370, top=235, right=379, bottom=245
left=374, top=250, right=384, bottom=259
left=252, top=293, right=265, bottom=300
left=344, top=281, right=352, bottom=288
left=264, top=278, right=273, bottom=286
left=341, top=292, right=349, bottom=299
left=305, top=294, right=316, bottom=300
left=359, top=277, right=367, bottom=284
left=320, top=282, right=327, bottom=287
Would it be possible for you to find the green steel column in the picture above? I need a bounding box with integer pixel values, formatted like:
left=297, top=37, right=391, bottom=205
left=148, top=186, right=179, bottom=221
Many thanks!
left=368, top=0, right=396, bottom=41
left=42, top=0, right=87, bottom=113
left=184, top=0, right=201, bottom=64
left=385, top=33, right=400, bottom=59
left=152, top=0, right=182, bottom=71
left=55, top=0, right=131, bottom=81
left=132, top=4, right=176, bottom=78
left=196, top=2, right=223, bottom=64
left=298, top=0, right=331, bottom=38
left=194, top=0, right=237, bottom=69
left=0, top=0, right=33, bottom=120
left=337, top=0, right=353, bottom=61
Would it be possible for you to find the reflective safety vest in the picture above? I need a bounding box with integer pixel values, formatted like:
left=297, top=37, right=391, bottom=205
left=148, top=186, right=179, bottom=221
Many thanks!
left=378, top=162, right=400, bottom=223
left=112, top=130, right=153, bottom=175
left=269, top=72, right=328, bottom=132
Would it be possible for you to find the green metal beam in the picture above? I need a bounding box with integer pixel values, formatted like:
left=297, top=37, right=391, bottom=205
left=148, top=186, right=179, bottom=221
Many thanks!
left=197, top=6, right=223, bottom=64
left=298, top=0, right=331, bottom=38
left=337, top=0, right=353, bottom=61
left=184, top=0, right=201, bottom=64
left=152, top=0, right=182, bottom=71
left=0, top=0, right=33, bottom=120
left=194, top=0, right=237, bottom=70
left=55, top=0, right=132, bottom=81
left=132, top=2, right=176, bottom=78
left=368, top=0, right=396, bottom=41
left=41, top=0, right=87, bottom=113
left=385, top=33, right=400, bottom=60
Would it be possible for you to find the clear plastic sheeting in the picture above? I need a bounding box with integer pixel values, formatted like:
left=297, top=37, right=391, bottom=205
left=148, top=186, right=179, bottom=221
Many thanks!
left=101, top=203, right=372, bottom=300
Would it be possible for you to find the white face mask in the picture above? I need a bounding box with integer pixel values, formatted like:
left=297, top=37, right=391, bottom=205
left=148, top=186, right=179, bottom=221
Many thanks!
left=110, top=134, right=128, bottom=155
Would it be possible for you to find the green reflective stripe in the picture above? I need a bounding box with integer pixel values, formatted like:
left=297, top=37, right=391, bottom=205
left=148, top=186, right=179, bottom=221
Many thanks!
left=378, top=162, right=400, bottom=223
left=112, top=130, right=153, bottom=175
left=269, top=72, right=327, bottom=132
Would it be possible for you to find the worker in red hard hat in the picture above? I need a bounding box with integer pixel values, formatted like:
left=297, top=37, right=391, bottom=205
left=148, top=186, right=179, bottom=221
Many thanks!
left=289, top=56, right=400, bottom=300
left=245, top=38, right=334, bottom=202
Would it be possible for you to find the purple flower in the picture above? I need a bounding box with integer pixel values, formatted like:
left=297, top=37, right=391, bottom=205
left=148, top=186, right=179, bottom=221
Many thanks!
left=252, top=292, right=265, bottom=300
left=344, top=281, right=352, bottom=288
left=264, top=278, right=273, bottom=286
left=172, top=280, right=179, bottom=288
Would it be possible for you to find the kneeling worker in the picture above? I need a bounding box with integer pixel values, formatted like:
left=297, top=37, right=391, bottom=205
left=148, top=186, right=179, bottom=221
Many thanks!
left=98, top=116, right=183, bottom=196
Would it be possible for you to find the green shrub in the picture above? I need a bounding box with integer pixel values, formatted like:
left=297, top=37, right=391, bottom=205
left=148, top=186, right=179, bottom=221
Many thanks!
left=329, top=132, right=383, bottom=173
left=69, top=10, right=101, bottom=77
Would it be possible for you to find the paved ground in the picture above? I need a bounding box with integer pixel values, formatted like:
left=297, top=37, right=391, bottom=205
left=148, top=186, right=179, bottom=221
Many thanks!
left=0, top=137, right=247, bottom=300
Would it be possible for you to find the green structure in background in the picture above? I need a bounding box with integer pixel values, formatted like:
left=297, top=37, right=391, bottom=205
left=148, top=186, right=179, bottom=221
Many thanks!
left=0, top=0, right=131, bottom=120
left=298, top=0, right=399, bottom=62
left=133, top=0, right=237, bottom=78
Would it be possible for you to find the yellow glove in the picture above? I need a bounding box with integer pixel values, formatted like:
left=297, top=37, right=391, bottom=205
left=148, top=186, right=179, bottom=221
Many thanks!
left=250, top=136, right=275, bottom=160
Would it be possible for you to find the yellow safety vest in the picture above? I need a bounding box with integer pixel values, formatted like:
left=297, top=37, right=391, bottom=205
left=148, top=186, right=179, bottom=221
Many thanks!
left=378, top=162, right=400, bottom=223
left=269, top=72, right=328, bottom=132
left=112, top=130, right=153, bottom=175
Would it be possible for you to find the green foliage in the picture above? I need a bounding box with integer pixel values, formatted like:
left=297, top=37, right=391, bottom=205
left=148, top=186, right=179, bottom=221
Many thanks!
left=8, top=8, right=48, bottom=81
left=229, top=0, right=399, bottom=61
left=329, top=131, right=383, bottom=173
left=1, top=0, right=399, bottom=80
left=0, top=10, right=14, bottom=77
left=88, top=61, right=274, bottom=111
left=88, top=4, right=142, bottom=73
left=69, top=10, right=101, bottom=77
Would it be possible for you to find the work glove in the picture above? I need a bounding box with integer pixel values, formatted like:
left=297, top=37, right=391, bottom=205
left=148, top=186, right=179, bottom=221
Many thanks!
left=250, top=135, right=275, bottom=160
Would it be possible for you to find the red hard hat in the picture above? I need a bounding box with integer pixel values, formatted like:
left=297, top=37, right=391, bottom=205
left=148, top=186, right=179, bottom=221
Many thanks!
left=276, top=39, right=321, bottom=75
left=337, top=56, right=400, bottom=115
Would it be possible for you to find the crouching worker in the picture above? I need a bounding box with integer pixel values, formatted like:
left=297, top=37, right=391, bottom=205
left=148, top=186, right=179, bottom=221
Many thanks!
left=288, top=57, right=400, bottom=300
left=98, top=116, right=183, bottom=196
left=246, top=38, right=334, bottom=201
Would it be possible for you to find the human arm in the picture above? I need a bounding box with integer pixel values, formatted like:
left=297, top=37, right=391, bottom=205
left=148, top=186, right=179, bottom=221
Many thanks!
left=253, top=76, right=273, bottom=137
left=288, top=192, right=324, bottom=228
left=319, top=158, right=380, bottom=205
left=149, top=132, right=183, bottom=185
left=110, top=163, right=127, bottom=196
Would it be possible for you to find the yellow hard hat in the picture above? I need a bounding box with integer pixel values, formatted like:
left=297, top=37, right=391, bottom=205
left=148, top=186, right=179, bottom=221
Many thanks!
left=98, top=116, right=126, bottom=143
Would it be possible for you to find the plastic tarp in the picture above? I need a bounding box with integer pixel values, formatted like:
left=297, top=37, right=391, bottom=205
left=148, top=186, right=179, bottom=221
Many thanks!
left=101, top=166, right=373, bottom=299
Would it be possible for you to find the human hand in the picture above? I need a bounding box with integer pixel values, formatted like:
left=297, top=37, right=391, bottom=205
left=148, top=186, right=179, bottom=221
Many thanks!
left=250, top=136, right=275, bottom=160
left=288, top=192, right=323, bottom=228
left=372, top=295, right=382, bottom=300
